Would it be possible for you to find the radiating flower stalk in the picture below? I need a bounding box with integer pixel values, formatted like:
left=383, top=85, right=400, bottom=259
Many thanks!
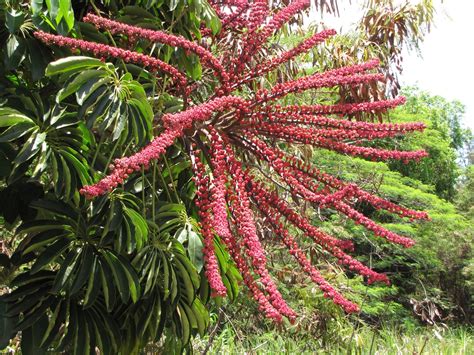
left=36, top=0, right=430, bottom=322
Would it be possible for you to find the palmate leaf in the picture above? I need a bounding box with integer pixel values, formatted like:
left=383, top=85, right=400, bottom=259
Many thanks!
left=46, top=56, right=153, bottom=145
left=98, top=191, right=148, bottom=254
left=14, top=196, right=144, bottom=302
left=0, top=111, right=211, bottom=354
left=129, top=232, right=208, bottom=350
left=0, top=101, right=92, bottom=201
left=2, top=195, right=158, bottom=353
left=3, top=280, right=121, bottom=355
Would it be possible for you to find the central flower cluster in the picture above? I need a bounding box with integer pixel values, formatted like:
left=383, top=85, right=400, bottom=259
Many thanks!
left=36, top=0, right=429, bottom=322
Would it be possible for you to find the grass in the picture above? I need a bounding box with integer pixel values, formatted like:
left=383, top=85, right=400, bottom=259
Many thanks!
left=193, top=325, right=474, bottom=354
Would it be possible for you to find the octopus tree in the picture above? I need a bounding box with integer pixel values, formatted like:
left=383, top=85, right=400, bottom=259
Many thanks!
left=35, top=0, right=428, bottom=322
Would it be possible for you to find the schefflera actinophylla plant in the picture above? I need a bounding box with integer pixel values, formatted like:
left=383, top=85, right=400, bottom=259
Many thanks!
left=35, top=0, right=429, bottom=322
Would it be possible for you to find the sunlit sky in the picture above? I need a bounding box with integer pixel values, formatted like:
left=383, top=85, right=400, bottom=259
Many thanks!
left=307, top=0, right=474, bottom=131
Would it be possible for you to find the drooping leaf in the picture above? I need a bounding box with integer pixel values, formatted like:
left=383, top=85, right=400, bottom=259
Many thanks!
left=45, top=56, right=106, bottom=76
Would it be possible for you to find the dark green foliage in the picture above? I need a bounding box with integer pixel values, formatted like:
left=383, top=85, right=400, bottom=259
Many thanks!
left=0, top=0, right=239, bottom=353
left=387, top=87, right=471, bottom=201
left=310, top=145, right=473, bottom=323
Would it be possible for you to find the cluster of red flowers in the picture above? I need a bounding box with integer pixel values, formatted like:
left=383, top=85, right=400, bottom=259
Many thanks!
left=204, top=0, right=250, bottom=37
left=82, top=14, right=230, bottom=89
left=191, top=149, right=228, bottom=297
left=34, top=31, right=187, bottom=89
left=37, top=0, right=430, bottom=322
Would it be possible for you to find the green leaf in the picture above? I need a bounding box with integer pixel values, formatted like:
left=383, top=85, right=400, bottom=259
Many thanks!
left=45, top=56, right=105, bottom=76
left=20, top=313, right=48, bottom=355
left=173, top=257, right=195, bottom=303
left=176, top=227, right=187, bottom=244
left=0, top=122, right=35, bottom=142
left=17, top=219, right=69, bottom=235
left=22, top=230, right=68, bottom=255
left=124, top=208, right=148, bottom=250
left=98, top=257, right=117, bottom=312
left=107, top=254, right=138, bottom=304
left=59, top=149, right=92, bottom=186
left=175, top=253, right=200, bottom=290
left=59, top=0, right=74, bottom=30
left=169, top=0, right=179, bottom=11
left=83, top=257, right=101, bottom=308
left=56, top=302, right=77, bottom=352
left=40, top=300, right=66, bottom=348
left=5, top=35, right=25, bottom=69
left=85, top=93, right=112, bottom=128
left=192, top=299, right=208, bottom=336
left=122, top=6, right=155, bottom=19
left=51, top=248, right=80, bottom=293
left=6, top=288, right=48, bottom=317
left=30, top=199, right=78, bottom=221
left=70, top=246, right=94, bottom=295
left=213, top=239, right=229, bottom=274
left=88, top=307, right=120, bottom=352
left=10, top=270, right=55, bottom=288
left=0, top=108, right=34, bottom=127
left=6, top=9, right=25, bottom=34
left=14, top=298, right=53, bottom=332
left=187, top=231, right=203, bottom=272
left=0, top=300, right=17, bottom=349
left=13, top=132, right=46, bottom=165
left=210, top=13, right=222, bottom=35
left=58, top=154, right=72, bottom=200
left=112, top=106, right=127, bottom=141
left=116, top=254, right=141, bottom=303
left=102, top=251, right=130, bottom=303
left=137, top=295, right=157, bottom=338
left=2, top=280, right=49, bottom=304
left=25, top=38, right=49, bottom=81
left=76, top=77, right=110, bottom=106
left=74, top=309, right=89, bottom=355
left=57, top=69, right=107, bottom=102
left=143, top=253, right=157, bottom=295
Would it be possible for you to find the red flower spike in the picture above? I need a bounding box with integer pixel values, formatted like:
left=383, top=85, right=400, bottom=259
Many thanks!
left=191, top=148, right=228, bottom=297
left=205, top=1, right=250, bottom=37
left=270, top=147, right=429, bottom=220
left=38, top=4, right=430, bottom=322
left=248, top=110, right=426, bottom=135
left=80, top=127, right=181, bottom=198
left=223, top=142, right=296, bottom=319
left=236, top=0, right=311, bottom=74
left=253, top=195, right=360, bottom=313
left=83, top=14, right=230, bottom=89
left=260, top=1, right=311, bottom=41
left=207, top=131, right=286, bottom=321
left=246, top=178, right=389, bottom=285
left=271, top=96, right=408, bottom=115
left=259, top=72, right=385, bottom=103
left=249, top=123, right=427, bottom=161
left=243, top=137, right=417, bottom=248
left=34, top=31, right=187, bottom=88
left=236, top=29, right=337, bottom=87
